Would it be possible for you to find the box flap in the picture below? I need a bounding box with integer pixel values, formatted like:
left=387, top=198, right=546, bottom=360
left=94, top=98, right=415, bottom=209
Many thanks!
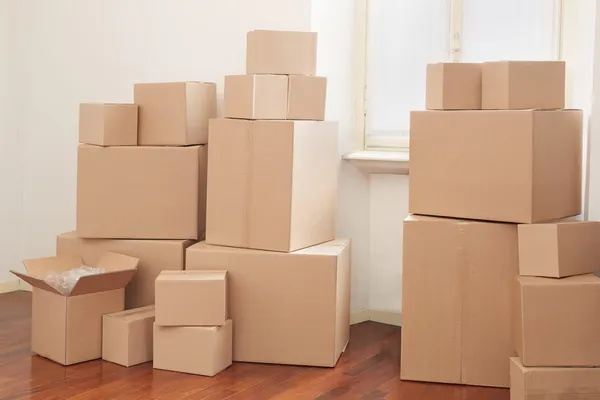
left=95, top=252, right=140, bottom=271
left=22, top=255, right=83, bottom=276
left=69, top=268, right=138, bottom=296
left=10, top=270, right=63, bottom=295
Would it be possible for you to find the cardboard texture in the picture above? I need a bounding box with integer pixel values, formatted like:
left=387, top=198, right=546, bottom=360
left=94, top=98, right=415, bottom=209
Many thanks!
left=206, top=119, right=338, bottom=252
left=79, top=103, right=138, bottom=146
left=134, top=82, right=217, bottom=145
left=224, top=74, right=326, bottom=120
left=518, top=221, right=600, bottom=278
left=102, top=305, right=155, bottom=367
left=510, top=357, right=600, bottom=400
left=410, top=109, right=582, bottom=223
left=185, top=239, right=351, bottom=367
left=246, top=30, right=317, bottom=75
left=11, top=252, right=138, bottom=365
left=401, top=215, right=518, bottom=388
left=155, top=270, right=227, bottom=326
left=426, top=63, right=482, bottom=110
left=514, top=274, right=600, bottom=367
left=76, top=145, right=207, bottom=240
left=482, top=61, right=565, bottom=110
left=153, top=320, right=233, bottom=376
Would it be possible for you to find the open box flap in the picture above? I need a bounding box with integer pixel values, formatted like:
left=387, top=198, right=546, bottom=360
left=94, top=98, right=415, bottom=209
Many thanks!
left=22, top=255, right=83, bottom=276
left=95, top=252, right=140, bottom=271
left=10, top=270, right=63, bottom=295
left=69, top=268, right=138, bottom=296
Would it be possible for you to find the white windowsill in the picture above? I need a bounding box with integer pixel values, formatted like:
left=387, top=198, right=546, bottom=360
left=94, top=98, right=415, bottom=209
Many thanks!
left=343, top=151, right=409, bottom=175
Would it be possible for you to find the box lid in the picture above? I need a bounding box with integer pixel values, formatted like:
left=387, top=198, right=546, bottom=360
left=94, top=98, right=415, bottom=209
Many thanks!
left=157, top=270, right=227, bottom=282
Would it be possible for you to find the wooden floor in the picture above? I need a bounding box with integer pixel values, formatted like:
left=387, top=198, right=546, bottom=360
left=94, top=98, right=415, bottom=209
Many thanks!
left=0, top=291, right=509, bottom=400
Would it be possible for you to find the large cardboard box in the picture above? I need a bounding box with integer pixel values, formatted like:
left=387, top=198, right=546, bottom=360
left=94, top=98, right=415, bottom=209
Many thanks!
left=185, top=239, right=351, bottom=367
left=401, top=215, right=518, bottom=388
left=76, top=145, right=207, bottom=240
left=514, top=274, right=600, bottom=367
left=102, top=305, right=155, bottom=367
left=155, top=270, right=227, bottom=326
left=410, top=110, right=582, bottom=223
left=153, top=320, right=233, bottom=376
left=206, top=119, right=337, bottom=252
left=79, top=103, right=138, bottom=146
left=11, top=252, right=138, bottom=365
left=134, top=82, right=217, bottom=145
left=56, top=232, right=194, bottom=309
left=518, top=221, right=600, bottom=278
left=426, top=63, right=481, bottom=110
left=246, top=30, right=317, bottom=75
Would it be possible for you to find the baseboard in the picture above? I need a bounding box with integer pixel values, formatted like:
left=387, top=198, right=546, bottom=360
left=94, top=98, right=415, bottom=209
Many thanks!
left=0, top=279, right=32, bottom=294
left=350, top=309, right=402, bottom=327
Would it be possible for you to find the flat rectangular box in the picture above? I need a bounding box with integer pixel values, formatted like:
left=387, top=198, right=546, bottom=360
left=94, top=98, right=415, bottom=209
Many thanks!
left=482, top=61, right=565, bottom=110
left=153, top=320, right=233, bottom=377
left=409, top=110, right=582, bottom=223
left=134, top=82, right=216, bottom=145
left=186, top=239, right=350, bottom=367
left=207, top=119, right=337, bottom=252
left=11, top=252, right=138, bottom=365
left=79, top=103, right=138, bottom=146
left=401, top=215, right=517, bottom=388
left=246, top=30, right=317, bottom=75
left=76, top=145, right=207, bottom=240
left=426, top=63, right=482, bottom=110
left=155, top=270, right=227, bottom=326
left=518, top=221, right=600, bottom=278
left=102, top=305, right=155, bottom=367
left=515, top=274, right=600, bottom=367
left=224, top=74, right=326, bottom=120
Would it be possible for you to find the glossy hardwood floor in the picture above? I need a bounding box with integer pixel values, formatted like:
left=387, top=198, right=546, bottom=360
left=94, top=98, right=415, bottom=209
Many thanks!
left=0, top=291, right=509, bottom=400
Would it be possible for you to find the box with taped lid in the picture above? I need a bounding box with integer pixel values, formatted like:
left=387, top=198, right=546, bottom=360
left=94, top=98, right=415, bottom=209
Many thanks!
left=246, top=30, right=317, bottom=75
left=103, top=305, right=155, bottom=367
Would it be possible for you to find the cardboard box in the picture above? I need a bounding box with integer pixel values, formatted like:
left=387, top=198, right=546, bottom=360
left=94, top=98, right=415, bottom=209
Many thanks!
left=185, top=239, right=350, bottom=367
left=410, top=109, right=582, bottom=223
left=79, top=103, right=138, bottom=146
left=426, top=63, right=482, bottom=110
left=518, top=221, right=600, bottom=278
left=510, top=357, right=600, bottom=400
left=482, top=61, right=565, bottom=110
left=134, top=82, right=216, bottom=145
left=102, top=305, right=155, bottom=367
left=514, top=274, right=600, bottom=367
left=76, top=145, right=207, bottom=240
left=11, top=252, right=138, bottom=365
left=155, top=270, right=227, bottom=326
left=224, top=74, right=326, bottom=120
left=206, top=119, right=337, bottom=252
left=401, top=215, right=518, bottom=387
left=56, top=232, right=194, bottom=309
left=246, top=30, right=317, bottom=75
left=153, top=320, right=233, bottom=376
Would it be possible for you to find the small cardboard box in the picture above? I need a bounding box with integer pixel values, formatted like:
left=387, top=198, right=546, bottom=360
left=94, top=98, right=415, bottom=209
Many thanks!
left=518, top=221, right=600, bottom=278
left=153, top=320, right=233, bottom=376
left=134, top=82, right=216, bottom=145
left=515, top=275, right=600, bottom=367
left=246, top=30, right=317, bottom=75
left=426, top=63, right=482, bottom=110
left=482, top=61, right=565, bottom=110
left=155, top=270, right=227, bottom=326
left=79, top=103, right=138, bottom=146
left=102, top=305, right=155, bottom=367
left=11, top=252, right=139, bottom=365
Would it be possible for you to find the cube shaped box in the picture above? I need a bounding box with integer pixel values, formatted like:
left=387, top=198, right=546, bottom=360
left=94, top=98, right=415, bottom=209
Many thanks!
left=206, top=119, right=338, bottom=252
left=155, top=270, right=227, bottom=326
left=246, top=30, right=317, bottom=75
left=103, top=305, right=155, bottom=367
left=79, top=103, right=138, bottom=146
left=134, top=82, right=216, bottom=145
left=426, top=63, right=482, bottom=110
left=11, top=252, right=139, bottom=365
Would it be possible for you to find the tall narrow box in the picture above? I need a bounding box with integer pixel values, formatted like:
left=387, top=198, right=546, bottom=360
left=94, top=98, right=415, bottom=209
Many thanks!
left=246, top=30, right=317, bottom=75
left=102, top=305, right=155, bottom=367
left=79, top=103, right=138, bottom=146
left=426, top=63, right=482, bottom=110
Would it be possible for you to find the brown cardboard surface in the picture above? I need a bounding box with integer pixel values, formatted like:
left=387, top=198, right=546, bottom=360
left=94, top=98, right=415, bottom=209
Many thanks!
left=401, top=215, right=517, bottom=388
left=155, top=270, right=227, bottom=326
left=287, top=75, right=327, bottom=120
left=153, top=320, right=233, bottom=376
left=206, top=119, right=337, bottom=252
left=185, top=239, right=350, bottom=367
left=246, top=30, right=317, bottom=75
left=56, top=232, right=194, bottom=309
left=515, top=275, right=600, bottom=367
left=76, top=145, right=207, bottom=240
left=79, top=103, right=138, bottom=146
left=426, top=63, right=482, bottom=110
left=103, top=305, right=155, bottom=367
left=518, top=221, right=600, bottom=278
left=409, top=109, right=582, bottom=223
left=134, top=82, right=216, bottom=145
left=482, top=61, right=565, bottom=110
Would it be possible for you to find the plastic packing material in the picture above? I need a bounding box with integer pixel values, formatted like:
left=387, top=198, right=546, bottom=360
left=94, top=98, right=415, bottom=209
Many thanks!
left=44, top=266, right=106, bottom=295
